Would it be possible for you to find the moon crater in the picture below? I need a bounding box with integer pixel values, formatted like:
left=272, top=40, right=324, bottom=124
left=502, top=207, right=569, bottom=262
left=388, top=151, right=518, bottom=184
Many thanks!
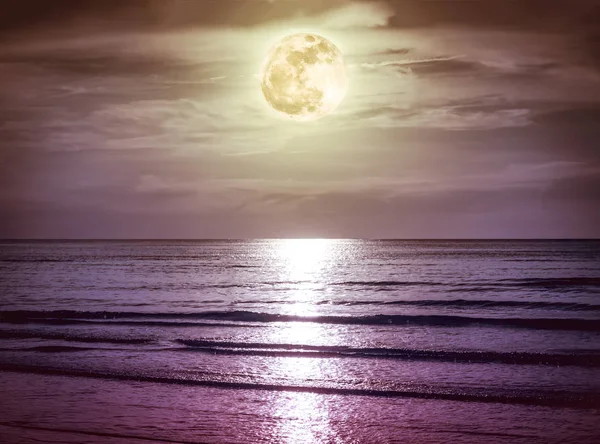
left=261, top=33, right=348, bottom=121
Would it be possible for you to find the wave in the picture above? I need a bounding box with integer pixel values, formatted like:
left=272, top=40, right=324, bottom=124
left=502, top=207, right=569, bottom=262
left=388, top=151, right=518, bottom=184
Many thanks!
left=496, top=277, right=600, bottom=287
left=0, top=317, right=258, bottom=328
left=236, top=299, right=600, bottom=311
left=1, top=363, right=598, bottom=409
left=4, top=328, right=597, bottom=366
left=0, top=345, right=96, bottom=353
left=0, top=330, right=153, bottom=344
left=3, top=329, right=597, bottom=366
left=331, top=280, right=444, bottom=287
left=0, top=420, right=544, bottom=442
left=3, top=277, right=598, bottom=291
left=330, top=277, right=600, bottom=288
left=177, top=340, right=600, bottom=367
left=349, top=299, right=600, bottom=310
left=1, top=310, right=599, bottom=331
left=0, top=422, right=197, bottom=444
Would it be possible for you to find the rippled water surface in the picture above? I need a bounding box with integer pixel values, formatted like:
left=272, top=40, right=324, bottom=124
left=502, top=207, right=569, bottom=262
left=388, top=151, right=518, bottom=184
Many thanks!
left=1, top=240, right=599, bottom=443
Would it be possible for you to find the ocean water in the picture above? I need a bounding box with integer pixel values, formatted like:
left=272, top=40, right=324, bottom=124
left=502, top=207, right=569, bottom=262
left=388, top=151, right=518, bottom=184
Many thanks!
left=0, top=239, right=599, bottom=443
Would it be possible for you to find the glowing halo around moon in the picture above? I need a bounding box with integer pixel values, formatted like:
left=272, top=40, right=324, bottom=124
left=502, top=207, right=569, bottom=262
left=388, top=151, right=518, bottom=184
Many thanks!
left=260, top=33, right=349, bottom=121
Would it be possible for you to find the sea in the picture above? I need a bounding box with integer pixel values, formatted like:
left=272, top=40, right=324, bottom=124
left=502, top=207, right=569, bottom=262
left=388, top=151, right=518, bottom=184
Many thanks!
left=0, top=239, right=599, bottom=443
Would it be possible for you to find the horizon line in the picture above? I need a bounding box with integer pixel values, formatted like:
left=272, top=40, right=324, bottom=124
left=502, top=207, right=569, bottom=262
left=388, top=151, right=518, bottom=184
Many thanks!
left=1, top=238, right=599, bottom=242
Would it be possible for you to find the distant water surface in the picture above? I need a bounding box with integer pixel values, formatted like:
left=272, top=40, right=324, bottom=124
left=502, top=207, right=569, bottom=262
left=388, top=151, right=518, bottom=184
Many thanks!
left=1, top=240, right=599, bottom=443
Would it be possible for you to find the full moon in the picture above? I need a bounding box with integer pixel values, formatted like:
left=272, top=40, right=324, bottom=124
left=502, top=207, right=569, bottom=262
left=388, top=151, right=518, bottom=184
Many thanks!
left=261, top=33, right=348, bottom=121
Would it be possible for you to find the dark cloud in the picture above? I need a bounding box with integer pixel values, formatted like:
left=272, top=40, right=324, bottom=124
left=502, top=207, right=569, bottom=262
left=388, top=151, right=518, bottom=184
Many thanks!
left=0, top=0, right=340, bottom=37
left=363, top=58, right=561, bottom=79
left=533, top=106, right=600, bottom=127
left=543, top=172, right=600, bottom=204
left=359, top=58, right=480, bottom=77
left=1, top=0, right=595, bottom=32
left=2, top=1, right=598, bottom=71
left=384, top=0, right=597, bottom=31
left=376, top=48, right=411, bottom=56
left=0, top=53, right=215, bottom=78
left=580, top=5, right=600, bottom=68
left=398, top=58, right=486, bottom=76
left=380, top=1, right=600, bottom=72
left=352, top=105, right=417, bottom=120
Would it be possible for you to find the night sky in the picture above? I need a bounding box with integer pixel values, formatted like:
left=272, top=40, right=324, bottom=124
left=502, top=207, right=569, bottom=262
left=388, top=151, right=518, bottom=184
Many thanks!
left=1, top=0, right=600, bottom=238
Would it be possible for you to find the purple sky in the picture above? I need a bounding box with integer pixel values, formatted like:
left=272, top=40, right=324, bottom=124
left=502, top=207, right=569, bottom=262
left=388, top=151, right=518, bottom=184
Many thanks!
left=1, top=0, right=600, bottom=238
